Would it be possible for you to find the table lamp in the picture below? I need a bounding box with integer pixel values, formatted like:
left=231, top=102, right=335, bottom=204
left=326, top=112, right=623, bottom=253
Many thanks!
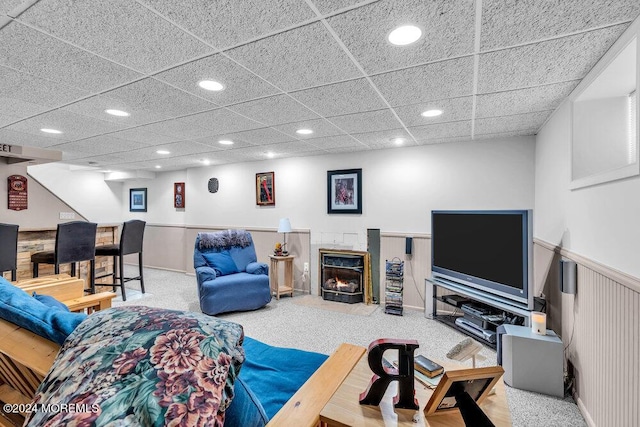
left=278, top=218, right=292, bottom=253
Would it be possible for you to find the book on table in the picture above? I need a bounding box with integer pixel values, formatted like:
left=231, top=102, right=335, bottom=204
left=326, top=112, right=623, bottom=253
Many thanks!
left=414, top=355, right=444, bottom=378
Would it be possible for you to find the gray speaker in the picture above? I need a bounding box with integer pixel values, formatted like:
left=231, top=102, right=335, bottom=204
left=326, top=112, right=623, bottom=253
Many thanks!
left=208, top=178, right=219, bottom=193
left=560, top=259, right=577, bottom=294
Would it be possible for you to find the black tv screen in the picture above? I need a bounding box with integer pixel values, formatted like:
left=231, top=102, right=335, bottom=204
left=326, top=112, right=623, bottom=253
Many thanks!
left=431, top=210, right=533, bottom=309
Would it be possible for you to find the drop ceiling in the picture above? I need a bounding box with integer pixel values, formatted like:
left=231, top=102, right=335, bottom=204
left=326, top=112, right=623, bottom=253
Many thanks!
left=1, top=0, right=638, bottom=171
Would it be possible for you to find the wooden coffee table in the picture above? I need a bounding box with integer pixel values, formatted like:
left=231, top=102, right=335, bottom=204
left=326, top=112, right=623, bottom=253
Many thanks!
left=319, top=353, right=512, bottom=426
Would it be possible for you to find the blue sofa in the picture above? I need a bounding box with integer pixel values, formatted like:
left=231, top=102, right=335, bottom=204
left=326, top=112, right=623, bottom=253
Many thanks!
left=194, top=229, right=272, bottom=315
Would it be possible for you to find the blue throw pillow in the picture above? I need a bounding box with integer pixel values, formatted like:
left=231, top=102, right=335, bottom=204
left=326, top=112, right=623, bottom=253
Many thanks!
left=0, top=277, right=86, bottom=345
left=225, top=377, right=268, bottom=427
left=32, top=292, right=70, bottom=312
left=203, top=251, right=239, bottom=276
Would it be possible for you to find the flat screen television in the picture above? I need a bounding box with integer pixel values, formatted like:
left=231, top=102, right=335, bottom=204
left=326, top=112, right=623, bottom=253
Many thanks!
left=431, top=210, right=533, bottom=311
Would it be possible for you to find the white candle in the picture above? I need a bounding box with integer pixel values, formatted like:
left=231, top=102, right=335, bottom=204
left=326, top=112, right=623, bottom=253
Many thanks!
left=531, top=312, right=547, bottom=335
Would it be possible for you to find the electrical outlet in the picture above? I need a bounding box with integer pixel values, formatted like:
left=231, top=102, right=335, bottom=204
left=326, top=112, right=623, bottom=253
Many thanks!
left=303, top=262, right=309, bottom=272
left=59, top=212, right=76, bottom=220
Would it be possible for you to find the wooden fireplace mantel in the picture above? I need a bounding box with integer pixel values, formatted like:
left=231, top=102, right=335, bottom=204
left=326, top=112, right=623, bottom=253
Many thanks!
left=318, top=249, right=372, bottom=304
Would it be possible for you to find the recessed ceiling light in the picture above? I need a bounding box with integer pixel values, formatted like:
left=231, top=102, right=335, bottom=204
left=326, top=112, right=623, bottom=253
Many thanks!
left=198, top=80, right=225, bottom=91
left=266, top=152, right=275, bottom=158
left=105, top=109, right=130, bottom=117
left=219, top=140, right=234, bottom=145
left=392, top=138, right=405, bottom=145
left=388, top=25, right=422, bottom=46
left=155, top=165, right=162, bottom=169
left=421, top=109, right=443, bottom=118
left=296, top=128, right=313, bottom=135
left=156, top=150, right=170, bottom=155
left=40, top=128, right=62, bottom=134
left=202, top=159, right=211, bottom=166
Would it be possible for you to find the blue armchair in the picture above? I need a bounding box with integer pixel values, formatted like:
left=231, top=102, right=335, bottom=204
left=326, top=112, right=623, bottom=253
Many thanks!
left=194, top=230, right=271, bottom=315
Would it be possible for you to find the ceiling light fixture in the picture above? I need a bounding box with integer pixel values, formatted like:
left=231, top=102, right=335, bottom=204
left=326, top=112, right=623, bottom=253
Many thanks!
left=421, top=109, right=443, bottom=117
left=202, top=159, right=211, bottom=166
left=40, top=128, right=62, bottom=134
left=156, top=150, right=170, bottom=155
left=388, top=25, right=422, bottom=46
left=155, top=165, right=162, bottom=169
left=198, top=80, right=225, bottom=91
left=296, top=128, right=313, bottom=135
left=218, top=140, right=234, bottom=145
left=105, top=109, right=130, bottom=117
left=392, top=138, right=405, bottom=145
left=266, top=152, right=275, bottom=158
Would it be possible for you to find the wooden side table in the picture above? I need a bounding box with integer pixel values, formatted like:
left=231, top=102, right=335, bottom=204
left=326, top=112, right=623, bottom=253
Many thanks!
left=269, top=255, right=295, bottom=299
left=319, top=353, right=512, bottom=426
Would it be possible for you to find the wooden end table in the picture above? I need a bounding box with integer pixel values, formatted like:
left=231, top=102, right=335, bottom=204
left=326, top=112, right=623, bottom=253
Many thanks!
left=319, top=353, right=512, bottom=426
left=269, top=255, right=295, bottom=299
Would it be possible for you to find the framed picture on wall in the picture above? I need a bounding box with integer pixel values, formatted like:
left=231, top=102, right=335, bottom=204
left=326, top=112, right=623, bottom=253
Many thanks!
left=129, top=188, right=147, bottom=212
left=327, top=168, right=362, bottom=214
left=256, top=172, right=275, bottom=206
left=174, top=182, right=185, bottom=208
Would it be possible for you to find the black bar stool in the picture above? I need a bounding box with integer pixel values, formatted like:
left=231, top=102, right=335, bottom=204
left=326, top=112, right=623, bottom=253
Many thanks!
left=31, top=221, right=98, bottom=293
left=0, top=223, right=19, bottom=281
left=95, top=220, right=145, bottom=301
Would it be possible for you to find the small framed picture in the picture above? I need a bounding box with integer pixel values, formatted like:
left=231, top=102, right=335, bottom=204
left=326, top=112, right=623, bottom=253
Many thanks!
left=327, top=168, right=362, bottom=214
left=174, top=182, right=185, bottom=208
left=256, top=172, right=275, bottom=206
left=424, top=366, right=504, bottom=416
left=129, top=188, right=147, bottom=212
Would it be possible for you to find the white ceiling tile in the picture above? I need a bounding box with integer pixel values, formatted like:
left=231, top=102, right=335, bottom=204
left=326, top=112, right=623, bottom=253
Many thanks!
left=0, top=66, right=89, bottom=108
left=62, top=95, right=169, bottom=127
left=478, top=25, right=628, bottom=93
left=409, top=120, right=472, bottom=142
left=55, top=135, right=149, bottom=157
left=371, top=57, right=474, bottom=106
left=393, top=96, right=473, bottom=126
left=109, top=128, right=177, bottom=145
left=474, top=111, right=549, bottom=135
left=349, top=128, right=414, bottom=147
left=327, top=109, right=403, bottom=133
left=327, top=0, right=475, bottom=73
left=1, top=0, right=23, bottom=14
left=419, top=135, right=472, bottom=145
left=481, top=0, right=640, bottom=50
left=290, top=78, right=386, bottom=116
left=260, top=140, right=321, bottom=155
left=195, top=127, right=294, bottom=147
left=0, top=98, right=47, bottom=121
left=135, top=118, right=216, bottom=141
left=0, top=128, right=63, bottom=148
left=153, top=54, right=280, bottom=106
left=181, top=108, right=265, bottom=134
left=272, top=118, right=345, bottom=139
left=79, top=153, right=134, bottom=166
left=226, top=22, right=361, bottom=91
left=0, top=22, right=142, bottom=91
left=306, top=134, right=363, bottom=149
left=476, top=82, right=579, bottom=118
left=311, top=0, right=366, bottom=15
left=141, top=0, right=315, bottom=48
left=6, top=109, right=127, bottom=142
left=18, top=0, right=213, bottom=73
left=474, top=130, right=537, bottom=140
left=228, top=94, right=320, bottom=126
left=99, top=78, right=215, bottom=119
left=122, top=140, right=212, bottom=162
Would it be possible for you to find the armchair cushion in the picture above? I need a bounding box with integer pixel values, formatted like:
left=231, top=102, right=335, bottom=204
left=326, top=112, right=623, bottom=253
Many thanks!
left=196, top=266, right=217, bottom=284
left=246, top=261, right=268, bottom=275
left=203, top=250, right=239, bottom=276
left=0, top=277, right=86, bottom=345
left=32, top=292, right=70, bottom=312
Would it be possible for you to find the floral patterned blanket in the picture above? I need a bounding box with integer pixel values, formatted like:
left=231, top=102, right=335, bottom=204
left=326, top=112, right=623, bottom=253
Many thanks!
left=25, top=306, right=245, bottom=427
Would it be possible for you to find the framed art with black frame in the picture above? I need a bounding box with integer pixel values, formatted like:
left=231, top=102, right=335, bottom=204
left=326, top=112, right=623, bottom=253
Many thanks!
left=327, top=168, right=362, bottom=214
left=256, top=171, right=275, bottom=206
left=424, top=366, right=504, bottom=418
left=129, top=188, right=147, bottom=212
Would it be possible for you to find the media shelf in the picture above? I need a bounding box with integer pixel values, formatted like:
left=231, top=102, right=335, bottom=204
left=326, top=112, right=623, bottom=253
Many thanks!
left=428, top=278, right=532, bottom=349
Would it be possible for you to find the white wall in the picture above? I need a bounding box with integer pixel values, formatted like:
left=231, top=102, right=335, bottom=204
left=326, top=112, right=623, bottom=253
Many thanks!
left=120, top=137, right=535, bottom=246
left=28, top=162, right=124, bottom=223
left=536, top=100, right=640, bottom=279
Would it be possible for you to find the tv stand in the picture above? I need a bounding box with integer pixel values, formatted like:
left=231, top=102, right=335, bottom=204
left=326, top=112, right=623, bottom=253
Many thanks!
left=427, top=278, right=532, bottom=349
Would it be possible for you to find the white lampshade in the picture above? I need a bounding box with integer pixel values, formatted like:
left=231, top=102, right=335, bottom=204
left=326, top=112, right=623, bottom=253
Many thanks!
left=278, top=218, right=292, bottom=233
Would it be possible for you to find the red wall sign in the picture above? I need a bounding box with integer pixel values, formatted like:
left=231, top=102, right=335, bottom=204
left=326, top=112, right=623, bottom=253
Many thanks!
left=8, top=175, right=28, bottom=211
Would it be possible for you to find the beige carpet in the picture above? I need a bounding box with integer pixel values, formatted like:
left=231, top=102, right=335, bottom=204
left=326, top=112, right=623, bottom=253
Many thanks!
left=291, top=294, right=379, bottom=316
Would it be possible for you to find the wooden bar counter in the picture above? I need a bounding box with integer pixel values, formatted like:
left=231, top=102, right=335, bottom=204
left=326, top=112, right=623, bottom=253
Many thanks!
left=6, top=224, right=119, bottom=286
